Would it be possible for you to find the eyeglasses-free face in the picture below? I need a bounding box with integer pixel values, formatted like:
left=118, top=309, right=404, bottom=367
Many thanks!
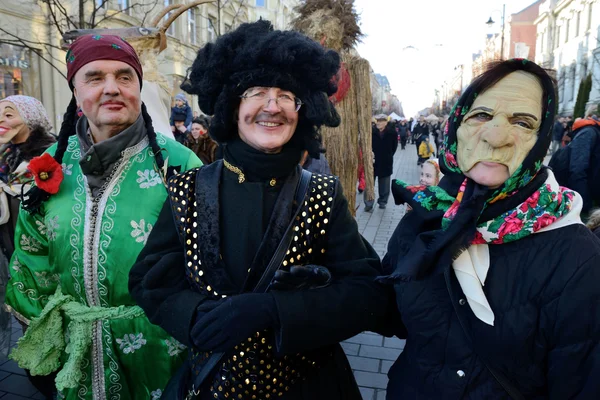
left=236, top=86, right=300, bottom=154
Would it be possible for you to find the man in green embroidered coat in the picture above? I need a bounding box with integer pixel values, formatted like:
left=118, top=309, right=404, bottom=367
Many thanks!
left=5, top=35, right=201, bottom=400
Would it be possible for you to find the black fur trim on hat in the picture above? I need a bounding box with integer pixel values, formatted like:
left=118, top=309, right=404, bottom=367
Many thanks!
left=181, top=19, right=341, bottom=158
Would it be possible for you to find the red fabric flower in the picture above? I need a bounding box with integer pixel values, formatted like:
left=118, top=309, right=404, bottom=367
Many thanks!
left=28, top=153, right=64, bottom=194
left=533, top=214, right=557, bottom=231
left=497, top=212, right=523, bottom=237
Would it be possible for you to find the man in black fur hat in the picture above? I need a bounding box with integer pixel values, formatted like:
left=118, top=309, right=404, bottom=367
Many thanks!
left=130, top=20, right=390, bottom=400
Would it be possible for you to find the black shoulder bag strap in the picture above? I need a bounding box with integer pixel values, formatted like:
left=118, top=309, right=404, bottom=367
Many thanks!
left=444, top=268, right=526, bottom=400
left=189, top=169, right=312, bottom=396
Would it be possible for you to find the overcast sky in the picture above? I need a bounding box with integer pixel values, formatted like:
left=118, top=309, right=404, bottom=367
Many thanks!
left=353, top=0, right=538, bottom=117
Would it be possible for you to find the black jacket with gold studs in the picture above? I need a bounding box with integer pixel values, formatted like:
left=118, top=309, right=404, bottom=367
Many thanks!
left=130, top=160, right=391, bottom=400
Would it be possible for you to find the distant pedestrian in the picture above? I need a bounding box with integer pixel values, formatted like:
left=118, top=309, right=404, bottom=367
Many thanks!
left=412, top=115, right=429, bottom=161
left=550, top=108, right=600, bottom=217
left=417, top=136, right=435, bottom=165
left=365, top=115, right=397, bottom=211
left=172, top=113, right=189, bottom=144
left=170, top=93, right=193, bottom=132
left=551, top=116, right=565, bottom=154
left=185, top=116, right=218, bottom=165
left=397, top=119, right=409, bottom=150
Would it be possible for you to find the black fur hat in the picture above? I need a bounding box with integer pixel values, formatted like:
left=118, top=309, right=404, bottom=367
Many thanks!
left=181, top=19, right=341, bottom=157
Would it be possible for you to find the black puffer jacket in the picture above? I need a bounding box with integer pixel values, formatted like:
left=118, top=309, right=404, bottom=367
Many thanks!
left=567, top=125, right=600, bottom=214
left=383, top=213, right=600, bottom=399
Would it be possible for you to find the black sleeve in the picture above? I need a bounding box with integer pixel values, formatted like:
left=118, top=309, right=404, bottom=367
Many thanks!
left=547, top=253, right=600, bottom=398
left=568, top=131, right=594, bottom=213
left=391, top=130, right=398, bottom=154
left=129, top=200, right=208, bottom=347
left=271, top=180, right=394, bottom=353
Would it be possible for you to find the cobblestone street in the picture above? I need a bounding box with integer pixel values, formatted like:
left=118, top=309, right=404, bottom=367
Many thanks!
left=344, top=142, right=420, bottom=400
left=0, top=142, right=420, bottom=399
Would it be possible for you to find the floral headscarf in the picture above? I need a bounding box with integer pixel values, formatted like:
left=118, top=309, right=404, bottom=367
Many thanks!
left=384, top=59, right=574, bottom=282
left=440, top=58, right=556, bottom=201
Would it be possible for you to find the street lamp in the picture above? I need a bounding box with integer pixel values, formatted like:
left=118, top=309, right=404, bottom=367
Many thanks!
left=486, top=4, right=506, bottom=59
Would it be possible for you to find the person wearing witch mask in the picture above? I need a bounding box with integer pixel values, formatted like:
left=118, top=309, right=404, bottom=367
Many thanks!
left=0, top=96, right=56, bottom=395
left=5, top=35, right=201, bottom=399
left=382, top=59, right=600, bottom=399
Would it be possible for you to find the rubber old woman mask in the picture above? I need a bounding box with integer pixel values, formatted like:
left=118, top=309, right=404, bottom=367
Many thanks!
left=456, top=71, right=543, bottom=189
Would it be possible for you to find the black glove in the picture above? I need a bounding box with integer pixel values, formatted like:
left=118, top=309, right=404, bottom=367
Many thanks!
left=269, top=265, right=332, bottom=291
left=190, top=293, right=278, bottom=352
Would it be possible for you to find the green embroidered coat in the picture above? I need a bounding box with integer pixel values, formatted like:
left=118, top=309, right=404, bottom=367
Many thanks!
left=6, top=133, right=201, bottom=400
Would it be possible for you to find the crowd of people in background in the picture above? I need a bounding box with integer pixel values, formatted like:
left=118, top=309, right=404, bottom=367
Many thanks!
left=0, top=25, right=598, bottom=400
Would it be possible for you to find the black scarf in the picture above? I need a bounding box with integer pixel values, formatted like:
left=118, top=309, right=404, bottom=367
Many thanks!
left=222, top=138, right=302, bottom=182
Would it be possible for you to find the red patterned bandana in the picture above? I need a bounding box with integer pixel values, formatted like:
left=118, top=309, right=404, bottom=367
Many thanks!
left=65, top=34, right=143, bottom=89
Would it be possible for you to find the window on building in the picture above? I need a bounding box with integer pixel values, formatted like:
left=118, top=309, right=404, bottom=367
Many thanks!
left=576, top=11, right=581, bottom=36
left=187, top=8, right=197, bottom=45
left=0, top=43, right=41, bottom=100
left=95, top=0, right=107, bottom=9
left=117, top=0, right=130, bottom=14
left=256, top=0, right=265, bottom=7
left=565, top=19, right=570, bottom=43
left=164, top=0, right=175, bottom=36
left=556, top=25, right=561, bottom=48
left=208, top=17, right=217, bottom=42
left=540, top=32, right=544, bottom=53
left=589, top=4, right=594, bottom=31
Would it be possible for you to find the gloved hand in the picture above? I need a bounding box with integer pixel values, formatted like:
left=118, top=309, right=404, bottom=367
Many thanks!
left=190, top=293, right=278, bottom=352
left=269, top=265, right=332, bottom=291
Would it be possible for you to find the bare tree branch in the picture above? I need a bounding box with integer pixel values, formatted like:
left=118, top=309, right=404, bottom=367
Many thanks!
left=0, top=28, right=67, bottom=79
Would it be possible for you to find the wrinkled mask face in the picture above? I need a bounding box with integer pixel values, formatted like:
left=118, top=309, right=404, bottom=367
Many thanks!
left=457, top=71, right=543, bottom=188
left=0, top=101, right=29, bottom=144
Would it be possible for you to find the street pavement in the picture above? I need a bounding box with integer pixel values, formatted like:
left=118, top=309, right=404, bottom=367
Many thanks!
left=0, top=142, right=420, bottom=399
left=344, top=142, right=420, bottom=400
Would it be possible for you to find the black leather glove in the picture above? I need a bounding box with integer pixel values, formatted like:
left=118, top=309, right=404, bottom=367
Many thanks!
left=269, top=265, right=332, bottom=291
left=190, top=293, right=278, bottom=352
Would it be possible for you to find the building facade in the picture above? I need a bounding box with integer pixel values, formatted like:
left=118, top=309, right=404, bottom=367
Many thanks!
left=535, top=0, right=600, bottom=115
left=0, top=0, right=295, bottom=130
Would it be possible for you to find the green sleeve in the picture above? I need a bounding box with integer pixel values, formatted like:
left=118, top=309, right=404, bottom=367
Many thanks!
left=5, top=207, right=55, bottom=324
left=183, top=150, right=202, bottom=170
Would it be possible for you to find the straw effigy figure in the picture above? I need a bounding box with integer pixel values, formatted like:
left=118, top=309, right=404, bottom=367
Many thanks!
left=292, top=0, right=374, bottom=215
left=61, top=0, right=215, bottom=138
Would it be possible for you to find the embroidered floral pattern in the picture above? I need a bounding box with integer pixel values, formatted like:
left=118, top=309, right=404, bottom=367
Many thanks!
left=45, top=215, right=60, bottom=241
left=11, top=257, right=22, bottom=274
left=130, top=219, right=153, bottom=245
left=165, top=337, right=186, bottom=357
left=19, top=234, right=42, bottom=252
left=62, top=163, right=73, bottom=176
left=151, top=389, right=162, bottom=400
left=35, top=220, right=47, bottom=236
left=34, top=271, right=60, bottom=288
left=116, top=333, right=147, bottom=354
left=136, top=169, right=162, bottom=189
